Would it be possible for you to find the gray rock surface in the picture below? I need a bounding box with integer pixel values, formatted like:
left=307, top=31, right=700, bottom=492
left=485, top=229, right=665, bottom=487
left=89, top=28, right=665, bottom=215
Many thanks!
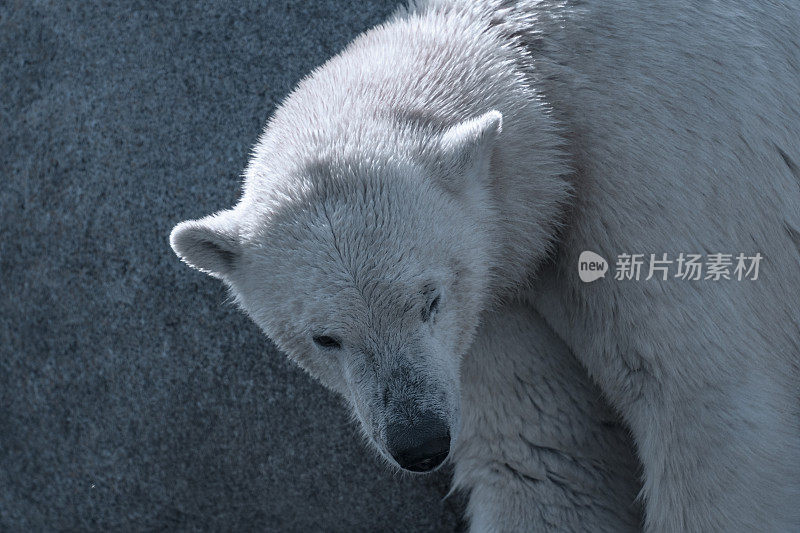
left=0, top=1, right=463, bottom=530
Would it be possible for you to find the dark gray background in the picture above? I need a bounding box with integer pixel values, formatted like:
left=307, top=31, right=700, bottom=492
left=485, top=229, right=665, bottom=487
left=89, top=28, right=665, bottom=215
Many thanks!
left=1, top=1, right=464, bottom=530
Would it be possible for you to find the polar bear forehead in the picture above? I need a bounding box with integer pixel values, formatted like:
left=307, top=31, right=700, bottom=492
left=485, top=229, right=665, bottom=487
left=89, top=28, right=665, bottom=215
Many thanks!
left=231, top=161, right=467, bottom=340
left=247, top=158, right=464, bottom=266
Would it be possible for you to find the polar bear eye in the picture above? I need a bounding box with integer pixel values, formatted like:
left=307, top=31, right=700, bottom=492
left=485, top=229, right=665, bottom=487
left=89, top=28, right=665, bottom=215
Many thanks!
left=313, top=335, right=342, bottom=349
left=421, top=295, right=440, bottom=322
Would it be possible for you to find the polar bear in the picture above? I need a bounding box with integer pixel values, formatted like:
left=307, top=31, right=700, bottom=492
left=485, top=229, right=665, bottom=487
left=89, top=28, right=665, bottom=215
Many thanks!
left=170, top=0, right=800, bottom=530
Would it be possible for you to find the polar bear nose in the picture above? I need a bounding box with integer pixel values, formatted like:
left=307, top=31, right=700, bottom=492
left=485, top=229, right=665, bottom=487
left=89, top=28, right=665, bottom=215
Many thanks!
left=386, top=414, right=451, bottom=472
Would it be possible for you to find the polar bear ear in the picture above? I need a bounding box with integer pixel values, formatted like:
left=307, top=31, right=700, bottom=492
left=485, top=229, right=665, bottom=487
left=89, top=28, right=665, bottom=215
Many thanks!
left=170, top=209, right=242, bottom=279
left=438, top=110, right=502, bottom=184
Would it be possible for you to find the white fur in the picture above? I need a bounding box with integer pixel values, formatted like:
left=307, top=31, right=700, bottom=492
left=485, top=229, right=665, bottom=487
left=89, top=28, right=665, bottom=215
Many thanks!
left=456, top=303, right=642, bottom=531
left=171, top=0, right=800, bottom=530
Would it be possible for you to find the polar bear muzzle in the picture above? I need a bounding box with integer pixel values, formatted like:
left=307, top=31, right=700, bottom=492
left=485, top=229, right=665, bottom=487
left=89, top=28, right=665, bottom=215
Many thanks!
left=385, top=413, right=450, bottom=473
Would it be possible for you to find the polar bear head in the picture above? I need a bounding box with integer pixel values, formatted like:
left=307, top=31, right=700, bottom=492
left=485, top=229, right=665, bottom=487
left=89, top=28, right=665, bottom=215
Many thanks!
left=170, top=111, right=504, bottom=472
